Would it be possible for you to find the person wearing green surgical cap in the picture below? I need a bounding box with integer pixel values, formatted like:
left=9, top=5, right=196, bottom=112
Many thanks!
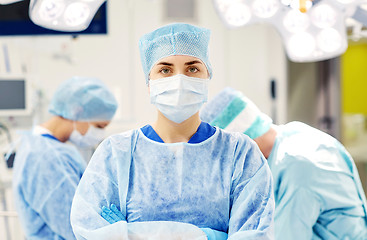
left=200, top=87, right=367, bottom=240
left=12, top=76, right=118, bottom=240
left=70, top=23, right=275, bottom=240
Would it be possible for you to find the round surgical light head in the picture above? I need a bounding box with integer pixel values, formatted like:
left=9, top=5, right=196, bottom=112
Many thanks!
left=317, top=28, right=343, bottom=53
left=283, top=9, right=310, bottom=33
left=290, top=0, right=313, bottom=11
left=64, top=2, right=90, bottom=27
left=288, top=32, right=316, bottom=58
left=281, top=0, right=292, bottom=6
left=311, top=4, right=337, bottom=28
left=224, top=2, right=251, bottom=27
left=336, top=0, right=356, bottom=4
left=39, top=0, right=65, bottom=21
left=252, top=0, right=279, bottom=18
left=214, top=0, right=227, bottom=13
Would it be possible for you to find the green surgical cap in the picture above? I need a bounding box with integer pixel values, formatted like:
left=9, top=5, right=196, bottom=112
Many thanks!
left=139, top=23, right=212, bottom=84
left=200, top=87, right=272, bottom=139
left=49, top=76, right=118, bottom=121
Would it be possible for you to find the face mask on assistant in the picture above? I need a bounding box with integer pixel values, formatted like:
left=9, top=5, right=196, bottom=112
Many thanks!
left=69, top=123, right=106, bottom=148
left=149, top=74, right=209, bottom=123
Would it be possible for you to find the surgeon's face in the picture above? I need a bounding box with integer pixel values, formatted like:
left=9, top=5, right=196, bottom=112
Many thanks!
left=75, top=121, right=110, bottom=135
left=149, top=55, right=209, bottom=80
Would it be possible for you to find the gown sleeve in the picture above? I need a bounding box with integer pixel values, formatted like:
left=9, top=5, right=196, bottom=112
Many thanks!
left=228, top=136, right=275, bottom=240
left=274, top=187, right=321, bottom=240
left=70, top=133, right=131, bottom=240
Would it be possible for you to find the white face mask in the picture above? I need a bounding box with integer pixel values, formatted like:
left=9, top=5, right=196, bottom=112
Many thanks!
left=149, top=74, right=209, bottom=123
left=69, top=124, right=106, bottom=148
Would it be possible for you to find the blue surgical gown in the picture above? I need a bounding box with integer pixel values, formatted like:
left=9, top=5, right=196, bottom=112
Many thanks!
left=71, top=126, right=274, bottom=240
left=269, top=122, right=367, bottom=240
left=13, top=132, right=86, bottom=239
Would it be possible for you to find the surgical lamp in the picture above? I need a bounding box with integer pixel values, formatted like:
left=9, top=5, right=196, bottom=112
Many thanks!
left=0, top=0, right=22, bottom=4
left=28, top=0, right=106, bottom=32
left=213, top=0, right=367, bottom=62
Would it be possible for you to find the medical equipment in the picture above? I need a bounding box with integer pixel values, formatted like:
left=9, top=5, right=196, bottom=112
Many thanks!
left=28, top=0, right=106, bottom=32
left=213, top=0, right=367, bottom=62
left=0, top=0, right=22, bottom=5
left=0, top=123, right=18, bottom=240
left=0, top=123, right=15, bottom=168
left=0, top=1, right=106, bottom=35
left=0, top=77, right=31, bottom=116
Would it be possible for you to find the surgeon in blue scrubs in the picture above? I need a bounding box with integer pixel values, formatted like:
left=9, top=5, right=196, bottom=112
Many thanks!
left=200, top=87, right=367, bottom=240
left=12, top=76, right=118, bottom=240
left=70, top=23, right=275, bottom=240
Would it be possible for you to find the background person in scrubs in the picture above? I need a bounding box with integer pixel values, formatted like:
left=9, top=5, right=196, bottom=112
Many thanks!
left=200, top=87, right=367, bottom=240
left=12, top=76, right=118, bottom=240
left=70, top=23, right=275, bottom=240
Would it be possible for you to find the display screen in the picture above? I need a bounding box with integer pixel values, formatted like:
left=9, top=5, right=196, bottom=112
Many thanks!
left=0, top=80, right=26, bottom=110
left=0, top=0, right=107, bottom=36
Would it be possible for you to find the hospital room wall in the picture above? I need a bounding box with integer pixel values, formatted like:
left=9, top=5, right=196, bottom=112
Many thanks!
left=0, top=0, right=287, bottom=137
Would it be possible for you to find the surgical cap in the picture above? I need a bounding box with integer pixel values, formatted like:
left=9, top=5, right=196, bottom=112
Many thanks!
left=139, top=23, right=212, bottom=84
left=200, top=87, right=272, bottom=139
left=49, top=77, right=118, bottom=121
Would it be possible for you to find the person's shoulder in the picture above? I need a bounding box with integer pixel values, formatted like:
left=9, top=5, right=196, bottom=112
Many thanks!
left=279, top=121, right=339, bottom=157
left=216, top=127, right=253, bottom=142
left=20, top=134, right=80, bottom=167
left=18, top=134, right=63, bottom=160
left=283, top=121, right=330, bottom=138
left=100, top=129, right=139, bottom=150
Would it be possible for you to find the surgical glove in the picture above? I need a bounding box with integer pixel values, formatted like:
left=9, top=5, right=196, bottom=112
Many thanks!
left=101, top=204, right=124, bottom=224
left=200, top=228, right=228, bottom=240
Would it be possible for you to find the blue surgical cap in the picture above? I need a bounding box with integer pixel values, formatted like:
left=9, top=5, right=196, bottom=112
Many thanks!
left=200, top=87, right=272, bottom=139
left=49, top=77, right=118, bottom=121
left=139, top=23, right=212, bottom=84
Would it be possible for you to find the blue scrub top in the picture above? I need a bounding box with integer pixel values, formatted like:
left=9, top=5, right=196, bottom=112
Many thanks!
left=140, top=122, right=216, bottom=143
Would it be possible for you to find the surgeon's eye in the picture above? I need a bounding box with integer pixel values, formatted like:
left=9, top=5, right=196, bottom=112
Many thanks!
left=188, top=67, right=199, bottom=73
left=159, top=68, right=171, bottom=74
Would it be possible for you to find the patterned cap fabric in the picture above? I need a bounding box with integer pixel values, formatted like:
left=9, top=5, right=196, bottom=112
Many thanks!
left=49, top=76, right=118, bottom=121
left=139, top=23, right=212, bottom=84
left=200, top=87, right=272, bottom=139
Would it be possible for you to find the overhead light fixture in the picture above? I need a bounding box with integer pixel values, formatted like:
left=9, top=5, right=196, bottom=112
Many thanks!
left=29, top=0, right=106, bottom=32
left=213, top=0, right=366, bottom=62
left=0, top=0, right=22, bottom=5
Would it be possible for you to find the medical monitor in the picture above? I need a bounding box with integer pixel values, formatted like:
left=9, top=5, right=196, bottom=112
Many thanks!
left=0, top=77, right=30, bottom=116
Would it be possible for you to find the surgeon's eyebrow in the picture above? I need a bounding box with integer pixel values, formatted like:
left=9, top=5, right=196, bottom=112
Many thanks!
left=157, top=62, right=173, bottom=66
left=185, top=60, right=203, bottom=65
